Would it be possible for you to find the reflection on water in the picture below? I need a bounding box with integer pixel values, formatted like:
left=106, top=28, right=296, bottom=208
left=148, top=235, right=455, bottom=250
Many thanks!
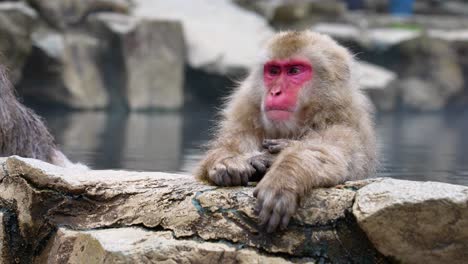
left=38, top=107, right=468, bottom=186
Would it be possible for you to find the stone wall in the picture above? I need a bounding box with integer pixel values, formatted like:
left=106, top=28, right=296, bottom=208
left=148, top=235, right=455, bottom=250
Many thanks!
left=0, top=156, right=466, bottom=263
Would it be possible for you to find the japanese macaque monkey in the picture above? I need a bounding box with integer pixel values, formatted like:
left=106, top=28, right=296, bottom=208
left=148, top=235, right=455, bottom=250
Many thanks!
left=0, top=65, right=86, bottom=169
left=196, top=31, right=376, bottom=232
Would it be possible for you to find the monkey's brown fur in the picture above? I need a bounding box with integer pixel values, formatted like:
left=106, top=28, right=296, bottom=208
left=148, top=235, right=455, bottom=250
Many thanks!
left=195, top=31, right=376, bottom=232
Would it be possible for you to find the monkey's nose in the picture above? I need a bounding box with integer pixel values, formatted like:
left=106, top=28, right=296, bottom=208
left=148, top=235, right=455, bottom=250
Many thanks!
left=270, top=90, right=282, bottom=96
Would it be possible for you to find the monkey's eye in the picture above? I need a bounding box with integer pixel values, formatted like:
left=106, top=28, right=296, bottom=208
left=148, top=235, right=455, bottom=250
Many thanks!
left=266, top=66, right=281, bottom=76
left=287, top=66, right=303, bottom=75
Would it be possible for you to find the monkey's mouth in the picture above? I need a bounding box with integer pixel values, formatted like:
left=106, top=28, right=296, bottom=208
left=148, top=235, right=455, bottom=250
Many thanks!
left=264, top=107, right=295, bottom=121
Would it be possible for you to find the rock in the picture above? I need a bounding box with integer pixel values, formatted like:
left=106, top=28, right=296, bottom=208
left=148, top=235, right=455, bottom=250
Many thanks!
left=88, top=13, right=185, bottom=110
left=234, top=0, right=346, bottom=30
left=356, top=61, right=398, bottom=111
left=37, top=228, right=297, bottom=264
left=0, top=156, right=386, bottom=263
left=353, top=178, right=468, bottom=263
left=0, top=2, right=37, bottom=83
left=313, top=23, right=465, bottom=111
left=270, top=0, right=346, bottom=29
left=391, top=36, right=464, bottom=111
left=357, top=61, right=397, bottom=90
left=25, top=0, right=132, bottom=29
left=441, top=1, right=468, bottom=16
left=133, top=0, right=274, bottom=75
left=398, top=78, right=445, bottom=111
left=312, top=23, right=420, bottom=48
left=18, top=29, right=109, bottom=109
left=19, top=14, right=185, bottom=110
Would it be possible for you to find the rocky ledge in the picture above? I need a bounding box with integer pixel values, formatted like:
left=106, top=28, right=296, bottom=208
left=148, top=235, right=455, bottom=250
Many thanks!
left=0, top=156, right=467, bottom=263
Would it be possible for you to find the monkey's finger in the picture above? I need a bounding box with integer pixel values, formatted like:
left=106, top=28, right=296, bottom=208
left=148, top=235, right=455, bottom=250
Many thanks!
left=254, top=200, right=262, bottom=214
left=209, top=169, right=222, bottom=186
left=259, top=200, right=274, bottom=226
left=262, top=139, right=278, bottom=148
left=267, top=210, right=281, bottom=233
left=259, top=208, right=272, bottom=226
left=240, top=172, right=249, bottom=186
left=280, top=213, right=291, bottom=230
left=247, top=164, right=256, bottom=175
left=221, top=170, right=232, bottom=186
left=251, top=160, right=266, bottom=173
left=253, top=188, right=259, bottom=197
left=268, top=145, right=283, bottom=154
left=228, top=169, right=241, bottom=186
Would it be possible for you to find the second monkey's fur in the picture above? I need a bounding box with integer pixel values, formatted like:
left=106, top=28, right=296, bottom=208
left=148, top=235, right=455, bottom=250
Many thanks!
left=0, top=65, right=85, bottom=168
left=0, top=65, right=57, bottom=162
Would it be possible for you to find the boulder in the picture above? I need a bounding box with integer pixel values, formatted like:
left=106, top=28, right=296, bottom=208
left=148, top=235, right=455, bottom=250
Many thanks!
left=19, top=14, right=185, bottom=110
left=88, top=13, right=185, bottom=110
left=2, top=156, right=467, bottom=262
left=18, top=29, right=109, bottom=109
left=0, top=2, right=37, bottom=83
left=313, top=23, right=465, bottom=111
left=356, top=61, right=398, bottom=111
left=24, top=0, right=132, bottom=29
left=0, top=156, right=386, bottom=263
left=37, top=228, right=295, bottom=263
left=235, top=0, right=346, bottom=30
left=270, top=0, right=346, bottom=29
left=391, top=36, right=464, bottom=111
left=132, top=0, right=274, bottom=76
left=397, top=78, right=445, bottom=111
left=354, top=178, right=468, bottom=263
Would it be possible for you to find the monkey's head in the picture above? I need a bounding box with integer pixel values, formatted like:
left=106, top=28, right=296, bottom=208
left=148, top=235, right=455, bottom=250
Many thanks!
left=255, top=31, right=354, bottom=133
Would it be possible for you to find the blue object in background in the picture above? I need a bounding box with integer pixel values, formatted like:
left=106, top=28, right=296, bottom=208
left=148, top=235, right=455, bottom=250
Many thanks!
left=346, top=0, right=364, bottom=10
left=390, top=0, right=414, bottom=16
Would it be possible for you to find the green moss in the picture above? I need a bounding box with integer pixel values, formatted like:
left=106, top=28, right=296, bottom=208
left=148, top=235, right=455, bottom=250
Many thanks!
left=389, top=22, right=422, bottom=31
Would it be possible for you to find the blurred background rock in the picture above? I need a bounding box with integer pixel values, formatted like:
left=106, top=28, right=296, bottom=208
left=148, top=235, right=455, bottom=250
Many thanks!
left=1, top=0, right=467, bottom=185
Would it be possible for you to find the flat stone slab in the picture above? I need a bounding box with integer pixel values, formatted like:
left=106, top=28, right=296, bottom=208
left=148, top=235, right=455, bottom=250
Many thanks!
left=38, top=227, right=297, bottom=264
left=354, top=178, right=468, bottom=263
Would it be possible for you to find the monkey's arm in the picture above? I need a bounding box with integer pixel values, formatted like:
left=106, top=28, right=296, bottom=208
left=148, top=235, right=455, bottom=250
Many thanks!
left=254, top=125, right=373, bottom=232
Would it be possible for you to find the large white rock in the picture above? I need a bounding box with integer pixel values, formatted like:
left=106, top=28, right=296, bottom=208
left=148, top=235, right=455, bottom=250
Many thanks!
left=132, top=0, right=274, bottom=74
left=356, top=61, right=397, bottom=111
left=356, top=61, right=396, bottom=90
left=19, top=30, right=109, bottom=109
left=353, top=178, right=468, bottom=263
left=89, top=13, right=186, bottom=110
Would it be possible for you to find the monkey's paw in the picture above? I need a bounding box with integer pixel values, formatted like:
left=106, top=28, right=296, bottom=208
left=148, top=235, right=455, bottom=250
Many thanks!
left=208, top=157, right=256, bottom=187
left=247, top=152, right=275, bottom=180
left=253, top=182, right=298, bottom=233
left=262, top=139, right=294, bottom=154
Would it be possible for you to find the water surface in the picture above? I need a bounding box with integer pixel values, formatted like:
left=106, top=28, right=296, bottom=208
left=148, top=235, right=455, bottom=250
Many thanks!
left=38, top=106, right=468, bottom=186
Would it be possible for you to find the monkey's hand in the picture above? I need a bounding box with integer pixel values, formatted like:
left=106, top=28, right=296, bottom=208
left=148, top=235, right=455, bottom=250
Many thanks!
left=208, top=156, right=256, bottom=187
left=247, top=152, right=275, bottom=181
left=253, top=174, right=299, bottom=233
left=262, top=139, right=296, bottom=154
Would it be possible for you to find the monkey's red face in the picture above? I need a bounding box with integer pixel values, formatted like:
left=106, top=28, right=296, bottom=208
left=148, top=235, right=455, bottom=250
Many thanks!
left=263, top=59, right=313, bottom=121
